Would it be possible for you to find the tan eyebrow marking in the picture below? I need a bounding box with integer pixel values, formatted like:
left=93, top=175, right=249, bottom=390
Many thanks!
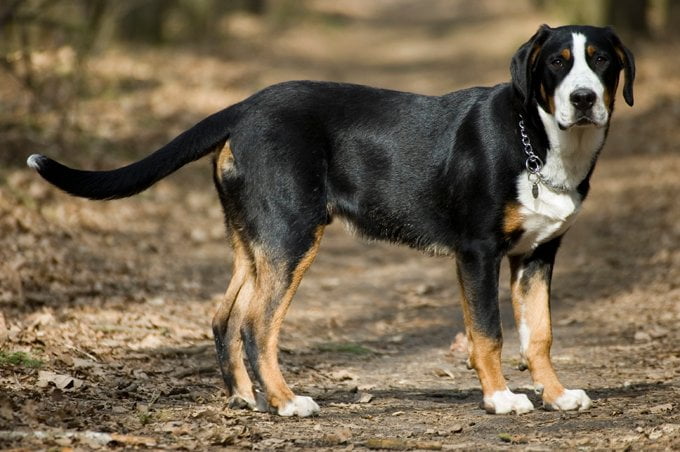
left=560, top=48, right=571, bottom=60
left=587, top=45, right=597, bottom=57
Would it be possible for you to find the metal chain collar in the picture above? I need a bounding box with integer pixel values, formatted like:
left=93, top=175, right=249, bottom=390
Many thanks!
left=518, top=115, right=572, bottom=199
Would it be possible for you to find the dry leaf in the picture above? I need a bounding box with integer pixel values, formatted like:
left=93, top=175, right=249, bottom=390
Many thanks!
left=26, top=310, right=55, bottom=330
left=330, top=369, right=357, bottom=381
left=365, top=437, right=441, bottom=450
left=433, top=367, right=455, bottom=379
left=36, top=371, right=84, bottom=390
left=649, top=403, right=673, bottom=414
left=0, top=312, right=9, bottom=345
left=321, top=427, right=352, bottom=445
left=0, top=396, right=13, bottom=421
left=353, top=392, right=374, bottom=404
left=109, top=433, right=157, bottom=447
left=449, top=332, right=468, bottom=355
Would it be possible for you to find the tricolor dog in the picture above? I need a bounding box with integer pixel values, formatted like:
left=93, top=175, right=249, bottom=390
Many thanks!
left=28, top=25, right=634, bottom=417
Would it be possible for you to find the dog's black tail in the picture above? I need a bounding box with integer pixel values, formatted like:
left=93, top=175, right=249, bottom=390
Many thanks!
left=27, top=106, right=238, bottom=200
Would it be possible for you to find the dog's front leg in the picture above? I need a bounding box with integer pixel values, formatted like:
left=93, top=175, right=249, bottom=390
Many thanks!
left=456, top=243, right=534, bottom=414
left=509, top=239, right=592, bottom=411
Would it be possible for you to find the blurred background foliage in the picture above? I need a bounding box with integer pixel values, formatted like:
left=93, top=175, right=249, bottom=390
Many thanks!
left=0, top=0, right=678, bottom=166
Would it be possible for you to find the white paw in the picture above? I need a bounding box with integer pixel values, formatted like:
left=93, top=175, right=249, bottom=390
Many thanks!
left=483, top=389, right=535, bottom=414
left=277, top=396, right=320, bottom=417
left=546, top=388, right=592, bottom=411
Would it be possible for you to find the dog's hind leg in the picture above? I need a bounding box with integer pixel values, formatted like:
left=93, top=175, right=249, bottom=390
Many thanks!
left=212, top=231, right=258, bottom=409
left=241, top=225, right=325, bottom=417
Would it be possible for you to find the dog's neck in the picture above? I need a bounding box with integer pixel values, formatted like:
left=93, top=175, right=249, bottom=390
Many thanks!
left=537, top=106, right=606, bottom=192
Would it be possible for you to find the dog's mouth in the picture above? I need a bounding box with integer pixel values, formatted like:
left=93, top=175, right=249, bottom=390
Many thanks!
left=558, top=115, right=604, bottom=130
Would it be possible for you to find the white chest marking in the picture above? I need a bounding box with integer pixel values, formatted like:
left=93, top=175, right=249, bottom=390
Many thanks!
left=510, top=105, right=605, bottom=256
left=509, top=178, right=582, bottom=255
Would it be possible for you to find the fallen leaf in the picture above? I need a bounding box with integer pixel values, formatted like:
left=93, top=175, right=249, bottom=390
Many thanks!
left=634, top=331, right=651, bottom=342
left=26, top=310, right=55, bottom=329
left=109, top=433, right=157, bottom=447
left=498, top=433, right=528, bottom=444
left=72, top=358, right=97, bottom=369
left=321, top=427, right=352, bottom=445
left=433, top=367, right=455, bottom=379
left=449, top=332, right=468, bottom=355
left=0, top=312, right=8, bottom=345
left=353, top=392, right=374, bottom=404
left=329, top=369, right=357, bottom=381
left=191, top=408, right=225, bottom=423
left=649, top=403, right=673, bottom=414
left=365, top=437, right=441, bottom=450
left=648, top=429, right=663, bottom=440
left=0, top=396, right=13, bottom=421
left=648, top=326, right=669, bottom=339
left=130, top=334, right=164, bottom=350
left=36, top=371, right=84, bottom=390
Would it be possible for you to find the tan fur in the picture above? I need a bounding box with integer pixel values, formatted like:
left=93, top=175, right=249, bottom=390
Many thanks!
left=215, top=141, right=235, bottom=182
left=503, top=202, right=524, bottom=237
left=509, top=260, right=565, bottom=404
left=456, top=268, right=507, bottom=396
left=561, top=48, right=572, bottom=60
left=249, top=226, right=325, bottom=410
left=586, top=44, right=597, bottom=57
left=529, top=43, right=542, bottom=67
left=469, top=333, right=507, bottom=395
left=212, top=232, right=256, bottom=401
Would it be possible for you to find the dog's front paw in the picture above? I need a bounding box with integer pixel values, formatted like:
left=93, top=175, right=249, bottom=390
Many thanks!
left=483, top=389, right=534, bottom=414
left=544, top=388, right=592, bottom=411
left=277, top=396, right=320, bottom=417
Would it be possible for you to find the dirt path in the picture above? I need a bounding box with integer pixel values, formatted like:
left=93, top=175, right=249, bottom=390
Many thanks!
left=1, top=1, right=679, bottom=449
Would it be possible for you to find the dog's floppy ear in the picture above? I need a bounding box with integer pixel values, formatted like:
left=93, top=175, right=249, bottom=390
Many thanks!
left=605, top=27, right=636, bottom=106
left=510, top=24, right=552, bottom=108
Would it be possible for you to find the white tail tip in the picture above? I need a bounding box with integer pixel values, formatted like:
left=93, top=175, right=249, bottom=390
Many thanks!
left=27, top=154, right=44, bottom=170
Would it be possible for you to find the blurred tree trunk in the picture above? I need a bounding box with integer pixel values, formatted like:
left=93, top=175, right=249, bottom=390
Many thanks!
left=240, top=0, right=266, bottom=15
left=668, top=1, right=680, bottom=36
left=118, top=0, right=178, bottom=44
left=605, top=0, right=649, bottom=37
left=79, top=0, right=107, bottom=55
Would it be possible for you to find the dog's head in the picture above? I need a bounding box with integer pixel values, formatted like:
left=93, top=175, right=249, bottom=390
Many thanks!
left=511, top=25, right=635, bottom=129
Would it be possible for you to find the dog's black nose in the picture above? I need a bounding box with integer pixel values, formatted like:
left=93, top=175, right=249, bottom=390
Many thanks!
left=570, top=88, right=596, bottom=111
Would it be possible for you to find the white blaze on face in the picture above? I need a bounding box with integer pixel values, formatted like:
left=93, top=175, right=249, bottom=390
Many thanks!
left=554, top=33, right=608, bottom=128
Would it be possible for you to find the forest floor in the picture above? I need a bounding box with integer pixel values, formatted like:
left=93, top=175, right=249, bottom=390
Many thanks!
left=1, top=1, right=679, bottom=450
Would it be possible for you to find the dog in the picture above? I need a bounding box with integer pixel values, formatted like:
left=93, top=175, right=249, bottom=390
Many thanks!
left=27, top=24, right=634, bottom=417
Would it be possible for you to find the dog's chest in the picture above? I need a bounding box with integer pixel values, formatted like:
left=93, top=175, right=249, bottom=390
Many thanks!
left=509, top=175, right=582, bottom=256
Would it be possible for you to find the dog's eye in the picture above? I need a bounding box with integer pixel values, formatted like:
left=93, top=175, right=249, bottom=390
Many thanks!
left=550, top=57, right=564, bottom=69
left=594, top=55, right=608, bottom=65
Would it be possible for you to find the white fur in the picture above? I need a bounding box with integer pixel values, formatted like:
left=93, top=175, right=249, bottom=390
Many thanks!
left=518, top=313, right=531, bottom=357
left=27, top=154, right=43, bottom=170
left=510, top=81, right=607, bottom=256
left=277, top=395, right=320, bottom=417
left=483, top=389, right=534, bottom=414
left=548, top=388, right=592, bottom=411
left=554, top=33, right=608, bottom=128
left=515, top=267, right=531, bottom=357
left=509, top=171, right=582, bottom=255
